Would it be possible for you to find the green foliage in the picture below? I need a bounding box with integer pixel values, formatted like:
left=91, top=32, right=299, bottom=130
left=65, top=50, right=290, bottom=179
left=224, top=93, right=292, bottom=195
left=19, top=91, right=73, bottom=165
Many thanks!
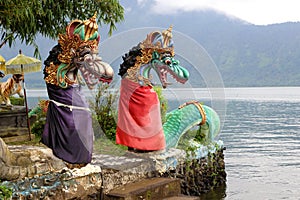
left=31, top=117, right=46, bottom=138
left=153, top=86, right=168, bottom=124
left=0, top=184, right=12, bottom=200
left=195, top=123, right=209, bottom=143
left=0, top=0, right=124, bottom=57
left=90, top=84, right=169, bottom=142
left=10, top=96, right=24, bottom=106
left=89, top=83, right=118, bottom=141
left=29, top=99, right=48, bottom=138
left=177, top=124, right=209, bottom=151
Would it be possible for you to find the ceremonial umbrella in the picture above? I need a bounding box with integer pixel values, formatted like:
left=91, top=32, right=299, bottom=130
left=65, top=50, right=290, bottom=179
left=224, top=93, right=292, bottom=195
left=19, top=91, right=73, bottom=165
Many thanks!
left=5, top=50, right=42, bottom=140
left=5, top=50, right=41, bottom=74
left=0, top=54, right=5, bottom=72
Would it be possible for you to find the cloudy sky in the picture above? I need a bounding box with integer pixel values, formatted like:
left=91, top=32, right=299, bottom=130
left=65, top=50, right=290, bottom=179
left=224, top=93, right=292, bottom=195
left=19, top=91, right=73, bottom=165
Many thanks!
left=137, top=0, right=300, bottom=25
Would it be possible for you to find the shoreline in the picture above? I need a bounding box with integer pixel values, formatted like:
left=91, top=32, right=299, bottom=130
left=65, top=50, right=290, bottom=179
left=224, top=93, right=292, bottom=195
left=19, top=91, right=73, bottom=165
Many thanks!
left=26, top=86, right=300, bottom=101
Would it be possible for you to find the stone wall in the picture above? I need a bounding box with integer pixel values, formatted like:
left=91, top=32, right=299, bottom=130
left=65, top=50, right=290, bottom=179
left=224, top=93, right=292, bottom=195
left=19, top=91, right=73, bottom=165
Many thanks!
left=160, top=148, right=226, bottom=196
left=0, top=143, right=226, bottom=199
left=1, top=165, right=103, bottom=200
left=0, top=106, right=35, bottom=143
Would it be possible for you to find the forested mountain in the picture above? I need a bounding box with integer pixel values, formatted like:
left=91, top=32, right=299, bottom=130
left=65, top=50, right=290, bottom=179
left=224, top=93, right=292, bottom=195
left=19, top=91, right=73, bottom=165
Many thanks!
left=199, top=20, right=300, bottom=87
left=1, top=4, right=300, bottom=88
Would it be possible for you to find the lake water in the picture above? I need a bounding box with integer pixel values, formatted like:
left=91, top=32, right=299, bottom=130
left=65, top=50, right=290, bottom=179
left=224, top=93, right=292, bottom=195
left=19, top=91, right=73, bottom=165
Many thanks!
left=26, top=87, right=300, bottom=200
left=218, top=100, right=300, bottom=200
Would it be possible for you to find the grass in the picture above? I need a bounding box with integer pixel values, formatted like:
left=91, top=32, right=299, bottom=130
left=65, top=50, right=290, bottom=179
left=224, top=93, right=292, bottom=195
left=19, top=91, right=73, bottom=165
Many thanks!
left=6, top=136, right=44, bottom=146
left=7, top=134, right=127, bottom=157
left=93, top=136, right=127, bottom=156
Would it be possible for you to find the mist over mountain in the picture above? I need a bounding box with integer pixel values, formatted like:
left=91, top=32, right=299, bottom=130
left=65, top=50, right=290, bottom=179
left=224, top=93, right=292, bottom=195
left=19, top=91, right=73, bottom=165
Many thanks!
left=1, top=3, right=300, bottom=88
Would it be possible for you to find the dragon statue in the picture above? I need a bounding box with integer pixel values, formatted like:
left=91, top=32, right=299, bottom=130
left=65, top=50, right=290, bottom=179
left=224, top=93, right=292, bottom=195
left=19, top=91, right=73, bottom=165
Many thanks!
left=42, top=12, right=113, bottom=168
left=116, top=26, right=220, bottom=151
left=0, top=12, right=113, bottom=185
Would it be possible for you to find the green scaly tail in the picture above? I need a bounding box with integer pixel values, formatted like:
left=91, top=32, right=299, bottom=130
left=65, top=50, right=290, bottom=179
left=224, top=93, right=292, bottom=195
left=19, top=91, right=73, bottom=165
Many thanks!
left=163, top=102, right=220, bottom=149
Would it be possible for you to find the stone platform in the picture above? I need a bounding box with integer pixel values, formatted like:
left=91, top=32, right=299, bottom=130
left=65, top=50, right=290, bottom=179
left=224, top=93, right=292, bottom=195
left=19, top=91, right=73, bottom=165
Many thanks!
left=0, top=141, right=226, bottom=199
left=0, top=105, right=36, bottom=143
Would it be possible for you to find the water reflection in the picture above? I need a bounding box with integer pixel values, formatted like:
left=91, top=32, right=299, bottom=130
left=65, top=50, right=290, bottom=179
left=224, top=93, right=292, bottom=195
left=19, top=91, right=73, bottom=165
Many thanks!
left=199, top=184, right=227, bottom=200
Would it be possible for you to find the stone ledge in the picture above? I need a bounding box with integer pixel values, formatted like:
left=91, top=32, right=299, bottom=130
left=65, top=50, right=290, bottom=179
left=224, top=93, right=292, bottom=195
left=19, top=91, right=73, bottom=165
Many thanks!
left=1, top=164, right=102, bottom=200
left=0, top=141, right=226, bottom=199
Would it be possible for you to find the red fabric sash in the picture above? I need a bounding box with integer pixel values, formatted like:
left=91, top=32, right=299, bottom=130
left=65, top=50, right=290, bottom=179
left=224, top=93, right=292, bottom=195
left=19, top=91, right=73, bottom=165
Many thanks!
left=116, top=79, right=165, bottom=150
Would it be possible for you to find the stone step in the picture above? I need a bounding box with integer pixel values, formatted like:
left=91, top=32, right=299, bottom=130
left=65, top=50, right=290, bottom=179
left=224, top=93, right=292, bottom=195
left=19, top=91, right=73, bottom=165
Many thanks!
left=163, top=195, right=200, bottom=200
left=105, top=177, right=181, bottom=200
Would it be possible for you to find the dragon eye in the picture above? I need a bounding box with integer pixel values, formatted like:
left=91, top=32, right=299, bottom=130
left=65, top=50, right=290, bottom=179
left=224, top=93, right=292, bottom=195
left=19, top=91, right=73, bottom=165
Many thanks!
left=165, top=59, right=172, bottom=65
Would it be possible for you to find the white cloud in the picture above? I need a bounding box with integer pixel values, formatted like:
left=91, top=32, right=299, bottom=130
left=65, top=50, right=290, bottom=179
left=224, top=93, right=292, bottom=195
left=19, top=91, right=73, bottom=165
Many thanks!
left=124, top=6, right=132, bottom=13
left=137, top=0, right=148, bottom=7
left=151, top=0, right=213, bottom=14
left=150, top=0, right=300, bottom=25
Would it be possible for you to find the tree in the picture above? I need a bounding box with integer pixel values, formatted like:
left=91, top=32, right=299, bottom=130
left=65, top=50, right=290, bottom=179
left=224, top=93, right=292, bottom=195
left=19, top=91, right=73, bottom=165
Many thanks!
left=0, top=0, right=124, bottom=57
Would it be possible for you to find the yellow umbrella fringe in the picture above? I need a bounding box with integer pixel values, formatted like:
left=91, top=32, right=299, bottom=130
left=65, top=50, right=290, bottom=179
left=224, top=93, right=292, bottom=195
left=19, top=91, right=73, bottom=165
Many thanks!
left=5, top=63, right=41, bottom=74
left=0, top=55, right=6, bottom=71
left=0, top=63, right=6, bottom=71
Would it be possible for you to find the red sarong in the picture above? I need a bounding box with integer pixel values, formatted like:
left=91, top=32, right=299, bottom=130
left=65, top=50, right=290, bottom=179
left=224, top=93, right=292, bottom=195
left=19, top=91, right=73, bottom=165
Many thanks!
left=116, top=79, right=166, bottom=150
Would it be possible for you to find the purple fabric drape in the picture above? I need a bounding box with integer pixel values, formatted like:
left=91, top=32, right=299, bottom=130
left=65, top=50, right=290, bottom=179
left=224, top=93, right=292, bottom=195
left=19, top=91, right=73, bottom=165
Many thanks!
left=42, top=84, right=93, bottom=164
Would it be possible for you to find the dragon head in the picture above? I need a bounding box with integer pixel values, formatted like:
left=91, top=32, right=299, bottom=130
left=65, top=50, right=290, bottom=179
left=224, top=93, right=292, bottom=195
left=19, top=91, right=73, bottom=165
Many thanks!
left=71, top=44, right=114, bottom=88
left=120, top=26, right=189, bottom=88
left=44, top=12, right=113, bottom=89
left=149, top=50, right=189, bottom=89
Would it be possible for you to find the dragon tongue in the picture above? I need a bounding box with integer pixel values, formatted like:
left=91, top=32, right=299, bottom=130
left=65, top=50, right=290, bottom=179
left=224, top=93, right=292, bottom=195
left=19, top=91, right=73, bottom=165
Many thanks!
left=163, top=82, right=172, bottom=88
left=99, top=77, right=112, bottom=84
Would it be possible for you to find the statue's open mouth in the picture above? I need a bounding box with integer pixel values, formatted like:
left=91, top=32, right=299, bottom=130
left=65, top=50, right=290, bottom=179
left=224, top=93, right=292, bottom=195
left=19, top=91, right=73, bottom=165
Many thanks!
left=77, top=54, right=114, bottom=89
left=157, top=64, right=188, bottom=88
left=80, top=65, right=113, bottom=89
left=99, top=76, right=113, bottom=84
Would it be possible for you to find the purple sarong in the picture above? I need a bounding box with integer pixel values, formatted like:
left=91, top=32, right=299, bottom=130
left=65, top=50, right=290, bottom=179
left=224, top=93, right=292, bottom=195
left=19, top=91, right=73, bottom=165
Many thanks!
left=42, top=84, right=93, bottom=164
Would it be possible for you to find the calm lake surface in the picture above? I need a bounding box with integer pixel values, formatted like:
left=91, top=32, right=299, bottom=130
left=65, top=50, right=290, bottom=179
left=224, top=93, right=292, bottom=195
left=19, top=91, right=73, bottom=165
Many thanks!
left=219, top=100, right=300, bottom=200
left=26, top=87, right=300, bottom=200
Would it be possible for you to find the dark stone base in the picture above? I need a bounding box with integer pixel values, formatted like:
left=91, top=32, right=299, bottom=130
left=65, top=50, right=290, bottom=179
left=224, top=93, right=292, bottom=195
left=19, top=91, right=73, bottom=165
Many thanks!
left=160, top=148, right=226, bottom=196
